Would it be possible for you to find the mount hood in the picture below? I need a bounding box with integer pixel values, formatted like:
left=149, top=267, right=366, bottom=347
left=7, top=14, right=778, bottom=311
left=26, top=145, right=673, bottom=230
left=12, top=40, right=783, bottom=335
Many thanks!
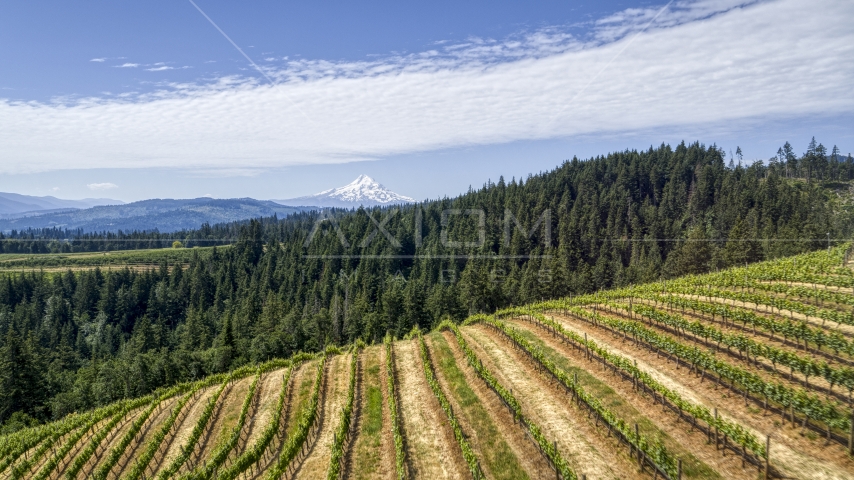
left=274, top=175, right=415, bottom=208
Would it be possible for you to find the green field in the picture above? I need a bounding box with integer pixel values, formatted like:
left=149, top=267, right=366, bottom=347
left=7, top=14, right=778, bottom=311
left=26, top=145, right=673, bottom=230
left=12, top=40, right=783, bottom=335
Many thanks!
left=0, top=246, right=223, bottom=271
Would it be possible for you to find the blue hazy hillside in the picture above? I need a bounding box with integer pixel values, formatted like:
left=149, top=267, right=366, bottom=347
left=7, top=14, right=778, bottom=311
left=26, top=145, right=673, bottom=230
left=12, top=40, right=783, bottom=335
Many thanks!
left=0, top=192, right=121, bottom=216
left=0, top=197, right=312, bottom=233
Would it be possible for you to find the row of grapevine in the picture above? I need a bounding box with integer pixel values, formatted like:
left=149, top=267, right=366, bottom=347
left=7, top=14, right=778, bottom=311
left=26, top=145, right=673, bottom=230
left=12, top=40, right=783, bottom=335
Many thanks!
left=159, top=357, right=290, bottom=479
left=4, top=418, right=88, bottom=478
left=0, top=424, right=54, bottom=472
left=705, top=274, right=854, bottom=309
left=124, top=388, right=202, bottom=480
left=92, top=383, right=196, bottom=480
left=438, top=320, right=577, bottom=480
left=496, top=307, right=766, bottom=460
left=234, top=375, right=267, bottom=460
left=734, top=248, right=854, bottom=289
left=214, top=352, right=316, bottom=480
left=262, top=354, right=327, bottom=480
left=0, top=356, right=293, bottom=480
left=748, top=268, right=854, bottom=290
left=661, top=283, right=854, bottom=328
left=555, top=304, right=851, bottom=434
left=22, top=401, right=128, bottom=480
left=642, top=293, right=854, bottom=361
left=0, top=425, right=51, bottom=464
left=384, top=334, right=408, bottom=480
left=623, top=302, right=854, bottom=394
left=327, top=342, right=364, bottom=480
left=63, top=396, right=153, bottom=480
left=0, top=409, right=93, bottom=475
left=155, top=375, right=233, bottom=480
left=528, top=245, right=854, bottom=318
left=416, top=330, right=484, bottom=480
left=0, top=361, right=290, bottom=478
left=475, top=314, right=679, bottom=479
left=180, top=369, right=264, bottom=480
left=704, top=244, right=853, bottom=281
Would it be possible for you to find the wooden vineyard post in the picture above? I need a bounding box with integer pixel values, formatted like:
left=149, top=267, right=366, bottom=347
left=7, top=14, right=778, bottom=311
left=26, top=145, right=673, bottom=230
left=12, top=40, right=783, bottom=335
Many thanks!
left=714, top=408, right=719, bottom=448
left=677, top=459, right=682, bottom=480
left=634, top=360, right=638, bottom=391
left=554, top=440, right=559, bottom=480
left=585, top=333, right=589, bottom=361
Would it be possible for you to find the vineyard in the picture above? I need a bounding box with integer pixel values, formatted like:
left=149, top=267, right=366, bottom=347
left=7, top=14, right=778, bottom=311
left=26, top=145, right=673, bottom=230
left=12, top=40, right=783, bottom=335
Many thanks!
left=2, top=245, right=854, bottom=479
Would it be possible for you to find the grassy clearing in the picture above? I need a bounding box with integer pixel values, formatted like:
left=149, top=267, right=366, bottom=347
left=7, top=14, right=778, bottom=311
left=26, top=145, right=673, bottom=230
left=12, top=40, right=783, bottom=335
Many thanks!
left=427, top=332, right=529, bottom=480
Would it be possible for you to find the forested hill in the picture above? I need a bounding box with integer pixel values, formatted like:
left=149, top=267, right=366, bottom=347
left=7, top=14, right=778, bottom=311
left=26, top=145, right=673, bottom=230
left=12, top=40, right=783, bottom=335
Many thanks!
left=1, top=141, right=852, bottom=430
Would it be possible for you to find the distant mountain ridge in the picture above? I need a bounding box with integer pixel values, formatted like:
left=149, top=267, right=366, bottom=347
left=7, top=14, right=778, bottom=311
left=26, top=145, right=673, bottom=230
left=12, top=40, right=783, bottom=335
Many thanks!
left=0, top=192, right=122, bottom=217
left=274, top=175, right=415, bottom=208
left=0, top=176, right=411, bottom=233
left=0, top=198, right=309, bottom=233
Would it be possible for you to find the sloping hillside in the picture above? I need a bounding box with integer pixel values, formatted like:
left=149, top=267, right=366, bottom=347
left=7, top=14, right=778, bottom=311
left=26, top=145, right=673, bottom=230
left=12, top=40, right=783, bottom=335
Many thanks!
left=1, top=245, right=852, bottom=479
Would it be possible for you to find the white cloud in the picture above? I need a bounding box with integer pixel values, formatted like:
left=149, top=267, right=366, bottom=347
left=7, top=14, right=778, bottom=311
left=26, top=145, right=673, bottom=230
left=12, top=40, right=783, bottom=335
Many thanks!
left=1, top=0, right=852, bottom=174
left=114, top=63, right=139, bottom=68
left=52, top=187, right=60, bottom=191
left=593, top=0, right=764, bottom=42
left=87, top=183, right=118, bottom=190
left=90, top=58, right=106, bottom=62
left=186, top=168, right=264, bottom=178
left=146, top=66, right=174, bottom=72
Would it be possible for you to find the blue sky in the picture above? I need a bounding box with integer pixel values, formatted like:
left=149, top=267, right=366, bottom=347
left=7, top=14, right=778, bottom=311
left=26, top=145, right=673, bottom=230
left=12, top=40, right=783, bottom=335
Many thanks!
left=1, top=0, right=852, bottom=202
left=0, top=1, right=635, bottom=102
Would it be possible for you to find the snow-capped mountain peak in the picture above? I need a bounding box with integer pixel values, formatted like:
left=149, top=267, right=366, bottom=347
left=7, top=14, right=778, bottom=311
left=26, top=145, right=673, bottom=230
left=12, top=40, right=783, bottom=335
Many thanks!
left=274, top=175, right=415, bottom=208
